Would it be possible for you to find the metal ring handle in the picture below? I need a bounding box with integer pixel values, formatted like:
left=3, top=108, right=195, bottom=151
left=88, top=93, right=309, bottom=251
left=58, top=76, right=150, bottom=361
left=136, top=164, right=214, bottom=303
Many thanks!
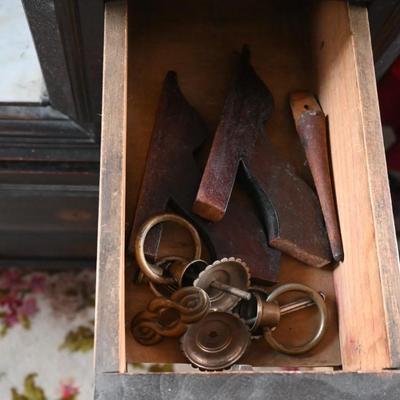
left=148, top=256, right=187, bottom=297
left=135, top=213, right=202, bottom=285
left=264, top=283, right=327, bottom=355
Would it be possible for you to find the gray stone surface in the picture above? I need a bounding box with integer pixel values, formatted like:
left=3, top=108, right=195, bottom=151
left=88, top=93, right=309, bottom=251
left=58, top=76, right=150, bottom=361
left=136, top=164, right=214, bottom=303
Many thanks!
left=95, top=371, right=400, bottom=400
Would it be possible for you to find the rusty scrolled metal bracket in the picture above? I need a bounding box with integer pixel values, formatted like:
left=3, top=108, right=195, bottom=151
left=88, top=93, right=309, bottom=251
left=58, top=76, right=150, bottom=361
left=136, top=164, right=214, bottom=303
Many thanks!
left=130, top=286, right=210, bottom=346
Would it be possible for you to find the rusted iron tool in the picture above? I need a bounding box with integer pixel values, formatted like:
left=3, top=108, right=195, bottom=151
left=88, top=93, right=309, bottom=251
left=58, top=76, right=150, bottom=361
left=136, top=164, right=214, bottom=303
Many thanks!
left=290, top=92, right=344, bottom=262
left=193, top=46, right=332, bottom=267
left=129, top=72, right=280, bottom=282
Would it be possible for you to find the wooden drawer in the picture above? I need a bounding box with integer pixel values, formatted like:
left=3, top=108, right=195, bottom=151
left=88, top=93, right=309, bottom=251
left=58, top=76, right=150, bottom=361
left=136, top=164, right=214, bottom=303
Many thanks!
left=94, top=1, right=400, bottom=398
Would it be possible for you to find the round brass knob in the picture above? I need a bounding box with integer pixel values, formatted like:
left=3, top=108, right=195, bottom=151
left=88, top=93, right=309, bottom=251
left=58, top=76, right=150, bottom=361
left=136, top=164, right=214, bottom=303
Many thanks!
left=181, top=311, right=250, bottom=370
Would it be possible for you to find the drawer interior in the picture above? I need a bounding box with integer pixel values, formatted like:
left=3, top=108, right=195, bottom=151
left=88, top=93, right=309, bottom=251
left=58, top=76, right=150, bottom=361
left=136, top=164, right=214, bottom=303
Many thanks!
left=119, top=0, right=400, bottom=372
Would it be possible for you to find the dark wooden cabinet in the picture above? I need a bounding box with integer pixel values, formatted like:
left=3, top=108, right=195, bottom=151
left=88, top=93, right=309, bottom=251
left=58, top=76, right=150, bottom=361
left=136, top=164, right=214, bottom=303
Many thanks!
left=0, top=0, right=103, bottom=268
left=1, top=0, right=398, bottom=270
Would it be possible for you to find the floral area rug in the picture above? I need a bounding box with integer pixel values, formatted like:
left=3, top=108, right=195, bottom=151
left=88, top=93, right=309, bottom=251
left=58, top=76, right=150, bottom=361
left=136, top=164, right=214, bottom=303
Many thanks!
left=0, top=269, right=95, bottom=400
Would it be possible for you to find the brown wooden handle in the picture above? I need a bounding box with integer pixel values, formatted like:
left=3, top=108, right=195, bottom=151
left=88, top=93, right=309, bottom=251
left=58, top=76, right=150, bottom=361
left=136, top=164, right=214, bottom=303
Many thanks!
left=290, top=91, right=344, bottom=262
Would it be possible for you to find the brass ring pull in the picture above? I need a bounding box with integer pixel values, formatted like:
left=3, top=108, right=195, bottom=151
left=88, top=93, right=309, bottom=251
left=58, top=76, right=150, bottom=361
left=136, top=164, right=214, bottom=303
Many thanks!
left=135, top=213, right=202, bottom=284
left=264, top=283, right=327, bottom=355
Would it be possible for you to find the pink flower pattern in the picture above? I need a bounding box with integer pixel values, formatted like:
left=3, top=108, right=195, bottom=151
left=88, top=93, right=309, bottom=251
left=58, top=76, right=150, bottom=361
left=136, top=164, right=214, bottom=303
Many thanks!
left=0, top=270, right=46, bottom=335
left=60, top=379, right=80, bottom=399
left=1, top=269, right=95, bottom=399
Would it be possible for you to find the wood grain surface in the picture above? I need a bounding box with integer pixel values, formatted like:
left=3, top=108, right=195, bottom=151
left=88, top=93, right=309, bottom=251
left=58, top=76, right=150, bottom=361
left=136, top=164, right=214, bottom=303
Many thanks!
left=94, top=1, right=127, bottom=374
left=96, top=0, right=400, bottom=382
left=124, top=0, right=340, bottom=369
left=312, top=2, right=400, bottom=371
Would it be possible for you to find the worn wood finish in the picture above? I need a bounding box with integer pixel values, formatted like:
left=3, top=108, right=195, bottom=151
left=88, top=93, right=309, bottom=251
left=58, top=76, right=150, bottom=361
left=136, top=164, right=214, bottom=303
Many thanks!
left=244, top=135, right=332, bottom=268
left=192, top=48, right=331, bottom=268
left=0, top=0, right=103, bottom=161
left=125, top=0, right=315, bottom=227
left=128, top=71, right=280, bottom=282
left=95, top=1, right=400, bottom=396
left=0, top=164, right=98, bottom=263
left=21, top=0, right=103, bottom=138
left=127, top=71, right=208, bottom=259
left=94, top=1, right=127, bottom=375
left=312, top=2, right=400, bottom=370
left=0, top=182, right=98, bottom=259
left=124, top=0, right=339, bottom=369
left=290, top=92, right=343, bottom=262
left=193, top=47, right=273, bottom=222
left=0, top=0, right=103, bottom=265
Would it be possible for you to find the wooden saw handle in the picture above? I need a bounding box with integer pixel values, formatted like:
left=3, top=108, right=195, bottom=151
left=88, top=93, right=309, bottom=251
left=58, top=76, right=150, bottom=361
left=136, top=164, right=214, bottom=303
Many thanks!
left=290, top=92, right=344, bottom=262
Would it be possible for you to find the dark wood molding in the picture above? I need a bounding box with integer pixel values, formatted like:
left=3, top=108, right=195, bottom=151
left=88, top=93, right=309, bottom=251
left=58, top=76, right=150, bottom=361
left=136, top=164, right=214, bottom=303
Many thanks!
left=0, top=0, right=103, bottom=266
left=23, top=0, right=104, bottom=138
left=368, top=0, right=400, bottom=80
left=0, top=104, right=100, bottom=161
left=0, top=180, right=99, bottom=262
left=0, top=0, right=104, bottom=162
left=0, top=105, right=90, bottom=140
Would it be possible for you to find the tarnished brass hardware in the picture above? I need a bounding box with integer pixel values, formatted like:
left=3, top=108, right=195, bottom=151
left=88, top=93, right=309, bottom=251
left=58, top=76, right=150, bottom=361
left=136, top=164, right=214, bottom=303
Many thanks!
left=141, top=256, right=184, bottom=297
left=167, top=259, right=208, bottom=287
left=209, top=280, right=251, bottom=301
left=181, top=311, right=250, bottom=370
left=194, top=257, right=251, bottom=311
left=264, top=283, right=327, bottom=354
left=148, top=256, right=206, bottom=297
left=131, top=286, right=210, bottom=345
left=140, top=257, right=183, bottom=297
left=279, top=292, right=325, bottom=316
left=235, top=283, right=327, bottom=353
left=148, top=281, right=179, bottom=298
left=135, top=213, right=202, bottom=285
